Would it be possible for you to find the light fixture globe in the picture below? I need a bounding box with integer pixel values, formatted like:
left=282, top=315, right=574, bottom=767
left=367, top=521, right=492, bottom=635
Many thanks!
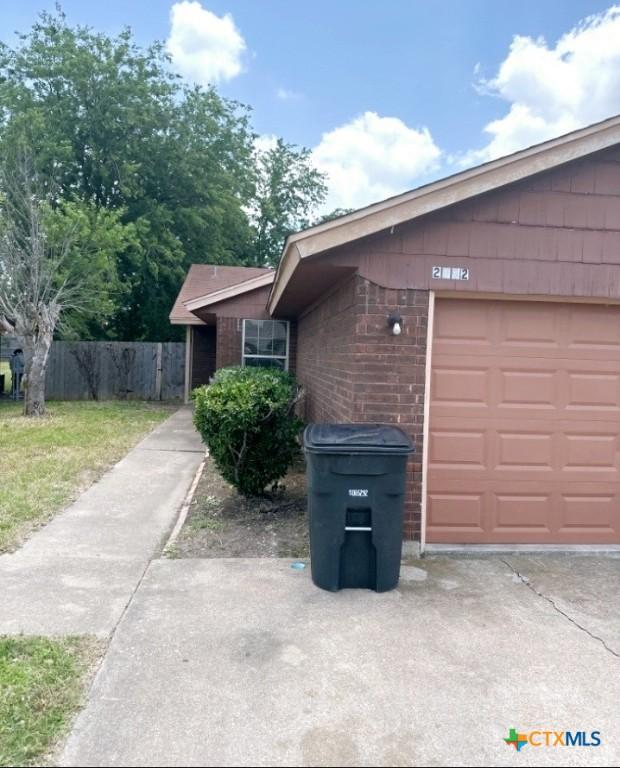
left=387, top=312, right=403, bottom=336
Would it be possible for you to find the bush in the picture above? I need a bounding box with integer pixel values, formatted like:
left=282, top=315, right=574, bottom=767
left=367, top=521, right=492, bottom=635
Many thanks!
left=193, top=366, right=303, bottom=497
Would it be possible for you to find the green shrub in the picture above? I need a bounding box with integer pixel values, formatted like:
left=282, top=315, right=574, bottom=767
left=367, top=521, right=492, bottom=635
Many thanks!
left=193, top=366, right=303, bottom=496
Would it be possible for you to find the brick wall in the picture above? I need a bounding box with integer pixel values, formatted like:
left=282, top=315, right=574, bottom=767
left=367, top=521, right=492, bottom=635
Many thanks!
left=216, top=318, right=242, bottom=369
left=296, top=277, right=359, bottom=423
left=296, top=274, right=429, bottom=540
left=352, top=278, right=428, bottom=540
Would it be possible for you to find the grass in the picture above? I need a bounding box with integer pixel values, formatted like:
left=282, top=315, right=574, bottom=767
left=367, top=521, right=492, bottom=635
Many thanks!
left=189, top=495, right=224, bottom=531
left=0, top=635, right=98, bottom=767
left=0, top=400, right=172, bottom=552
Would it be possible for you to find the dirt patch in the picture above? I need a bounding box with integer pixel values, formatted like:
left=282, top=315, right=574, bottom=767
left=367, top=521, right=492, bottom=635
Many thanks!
left=170, top=457, right=309, bottom=559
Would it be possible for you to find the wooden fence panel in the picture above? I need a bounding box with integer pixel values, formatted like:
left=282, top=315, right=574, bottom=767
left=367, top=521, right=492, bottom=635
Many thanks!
left=44, top=341, right=185, bottom=401
left=0, top=335, right=20, bottom=361
left=161, top=343, right=186, bottom=400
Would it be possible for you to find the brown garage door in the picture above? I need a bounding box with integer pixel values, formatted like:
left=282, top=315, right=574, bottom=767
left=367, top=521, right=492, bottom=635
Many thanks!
left=427, top=298, right=620, bottom=544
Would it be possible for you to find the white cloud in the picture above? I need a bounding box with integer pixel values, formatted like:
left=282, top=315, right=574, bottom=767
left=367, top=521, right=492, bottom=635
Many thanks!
left=253, top=134, right=278, bottom=156
left=276, top=87, right=302, bottom=101
left=312, top=111, right=441, bottom=211
left=466, top=6, right=620, bottom=164
left=166, top=1, right=246, bottom=86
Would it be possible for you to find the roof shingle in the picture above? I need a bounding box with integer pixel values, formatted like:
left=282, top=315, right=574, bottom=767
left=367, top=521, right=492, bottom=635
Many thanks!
left=169, top=264, right=272, bottom=324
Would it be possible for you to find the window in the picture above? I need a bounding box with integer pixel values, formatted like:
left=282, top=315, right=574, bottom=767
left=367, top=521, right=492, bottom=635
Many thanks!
left=242, top=319, right=289, bottom=370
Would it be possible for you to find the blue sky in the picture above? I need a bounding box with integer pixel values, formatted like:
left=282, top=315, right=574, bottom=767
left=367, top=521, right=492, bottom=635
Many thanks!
left=2, top=1, right=620, bottom=211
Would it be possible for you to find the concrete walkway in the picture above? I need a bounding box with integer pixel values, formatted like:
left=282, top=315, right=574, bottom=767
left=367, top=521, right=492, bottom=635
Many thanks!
left=60, top=555, right=620, bottom=767
left=0, top=407, right=204, bottom=637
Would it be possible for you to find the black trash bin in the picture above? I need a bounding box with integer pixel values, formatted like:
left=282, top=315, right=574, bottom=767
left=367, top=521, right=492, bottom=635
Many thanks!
left=303, top=423, right=414, bottom=592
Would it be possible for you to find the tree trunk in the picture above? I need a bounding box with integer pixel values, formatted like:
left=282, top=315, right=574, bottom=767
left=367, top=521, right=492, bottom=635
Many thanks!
left=20, top=327, right=54, bottom=417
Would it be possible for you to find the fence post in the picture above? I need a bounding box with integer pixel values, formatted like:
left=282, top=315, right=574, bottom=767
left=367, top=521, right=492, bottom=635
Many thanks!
left=155, top=342, right=163, bottom=401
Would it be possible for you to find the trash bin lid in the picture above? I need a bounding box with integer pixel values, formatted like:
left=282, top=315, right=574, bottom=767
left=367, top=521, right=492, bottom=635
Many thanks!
left=303, top=423, right=414, bottom=454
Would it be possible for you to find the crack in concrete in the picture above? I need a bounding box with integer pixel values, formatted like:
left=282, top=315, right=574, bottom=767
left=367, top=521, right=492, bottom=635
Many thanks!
left=501, top=558, right=620, bottom=659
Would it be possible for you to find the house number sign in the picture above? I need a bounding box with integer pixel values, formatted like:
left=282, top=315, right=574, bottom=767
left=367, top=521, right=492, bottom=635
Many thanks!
left=432, top=266, right=470, bottom=281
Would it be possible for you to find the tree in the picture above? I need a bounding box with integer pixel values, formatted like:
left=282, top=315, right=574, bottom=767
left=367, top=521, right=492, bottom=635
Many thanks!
left=313, top=207, right=355, bottom=225
left=0, top=9, right=257, bottom=340
left=249, top=139, right=327, bottom=266
left=0, top=155, right=128, bottom=415
left=0, top=9, right=329, bottom=338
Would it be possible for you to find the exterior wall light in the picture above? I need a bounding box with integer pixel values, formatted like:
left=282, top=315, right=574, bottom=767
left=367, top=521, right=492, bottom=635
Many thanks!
left=388, top=312, right=402, bottom=336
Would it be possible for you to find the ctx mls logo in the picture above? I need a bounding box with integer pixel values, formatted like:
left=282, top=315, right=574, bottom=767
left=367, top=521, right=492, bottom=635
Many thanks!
left=504, top=729, right=528, bottom=752
left=504, top=728, right=601, bottom=751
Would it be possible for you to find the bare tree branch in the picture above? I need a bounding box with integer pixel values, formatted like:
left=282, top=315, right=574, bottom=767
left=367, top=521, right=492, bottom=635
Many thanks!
left=0, top=151, right=92, bottom=415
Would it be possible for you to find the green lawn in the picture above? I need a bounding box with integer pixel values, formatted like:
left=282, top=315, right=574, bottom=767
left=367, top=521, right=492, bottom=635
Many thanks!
left=0, top=636, right=98, bottom=767
left=0, top=400, right=172, bottom=552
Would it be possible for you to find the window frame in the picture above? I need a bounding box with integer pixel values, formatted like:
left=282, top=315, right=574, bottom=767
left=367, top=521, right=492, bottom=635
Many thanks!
left=241, top=319, right=290, bottom=371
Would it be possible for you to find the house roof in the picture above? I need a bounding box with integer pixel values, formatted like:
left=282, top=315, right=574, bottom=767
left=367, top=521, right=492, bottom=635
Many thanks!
left=170, top=265, right=273, bottom=325
left=184, top=271, right=274, bottom=313
left=268, top=113, right=620, bottom=315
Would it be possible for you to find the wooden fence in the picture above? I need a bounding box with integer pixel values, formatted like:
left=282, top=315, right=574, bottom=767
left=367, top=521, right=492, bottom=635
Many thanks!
left=0, top=334, right=20, bottom=361
left=44, top=341, right=186, bottom=401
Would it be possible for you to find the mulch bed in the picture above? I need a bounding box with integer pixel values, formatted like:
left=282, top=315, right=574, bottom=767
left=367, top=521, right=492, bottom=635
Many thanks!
left=171, top=455, right=309, bottom=559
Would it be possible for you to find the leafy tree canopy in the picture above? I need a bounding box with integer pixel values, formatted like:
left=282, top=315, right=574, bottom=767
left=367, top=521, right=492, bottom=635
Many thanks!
left=0, top=7, right=328, bottom=340
left=249, top=138, right=327, bottom=267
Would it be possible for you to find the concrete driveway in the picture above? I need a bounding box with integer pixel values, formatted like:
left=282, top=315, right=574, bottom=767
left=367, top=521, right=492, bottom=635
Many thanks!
left=60, top=554, right=620, bottom=767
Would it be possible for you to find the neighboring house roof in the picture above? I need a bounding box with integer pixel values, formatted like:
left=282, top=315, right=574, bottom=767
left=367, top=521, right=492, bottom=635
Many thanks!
left=184, top=271, right=275, bottom=313
left=269, top=113, right=620, bottom=315
left=169, top=265, right=273, bottom=324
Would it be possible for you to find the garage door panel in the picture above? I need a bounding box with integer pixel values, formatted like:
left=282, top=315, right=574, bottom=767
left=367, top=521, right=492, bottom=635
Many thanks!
left=427, top=298, right=620, bottom=544
left=436, top=347, right=620, bottom=361
left=431, top=365, right=489, bottom=406
left=567, top=371, right=620, bottom=411
left=566, top=305, right=620, bottom=351
left=428, top=485, right=620, bottom=543
left=433, top=300, right=495, bottom=347
left=429, top=429, right=487, bottom=470
left=498, top=302, right=561, bottom=348
left=499, top=369, right=556, bottom=409
left=496, top=431, right=554, bottom=470
left=432, top=385, right=620, bottom=422
left=430, top=427, right=620, bottom=481
left=494, top=494, right=553, bottom=532
left=562, top=432, right=619, bottom=473
left=428, top=492, right=554, bottom=543
left=426, top=492, right=486, bottom=535
left=559, top=494, right=620, bottom=536
left=435, top=301, right=620, bottom=361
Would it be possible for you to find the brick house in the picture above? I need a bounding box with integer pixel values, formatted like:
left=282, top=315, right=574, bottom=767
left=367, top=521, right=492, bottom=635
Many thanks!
left=171, top=115, right=620, bottom=550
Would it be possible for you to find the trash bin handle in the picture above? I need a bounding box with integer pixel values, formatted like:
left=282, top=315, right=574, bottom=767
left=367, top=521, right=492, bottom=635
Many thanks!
left=344, top=526, right=372, bottom=532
